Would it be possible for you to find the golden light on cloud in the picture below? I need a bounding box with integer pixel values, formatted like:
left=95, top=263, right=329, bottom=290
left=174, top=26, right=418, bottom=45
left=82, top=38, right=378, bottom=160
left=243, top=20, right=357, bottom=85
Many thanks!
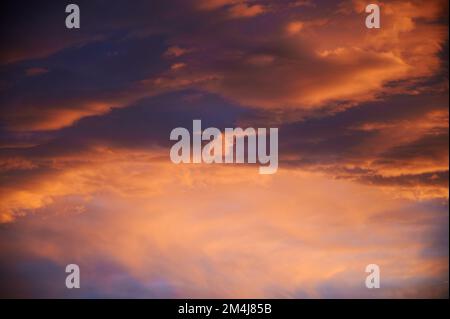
left=0, top=0, right=447, bottom=299
left=0, top=149, right=447, bottom=297
left=286, top=21, right=304, bottom=35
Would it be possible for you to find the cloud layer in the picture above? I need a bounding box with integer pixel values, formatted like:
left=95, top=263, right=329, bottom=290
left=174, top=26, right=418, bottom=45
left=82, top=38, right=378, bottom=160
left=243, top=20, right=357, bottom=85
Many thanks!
left=0, top=0, right=448, bottom=298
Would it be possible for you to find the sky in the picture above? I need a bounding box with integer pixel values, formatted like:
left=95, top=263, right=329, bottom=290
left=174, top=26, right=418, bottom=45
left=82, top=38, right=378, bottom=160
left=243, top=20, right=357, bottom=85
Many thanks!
left=0, top=0, right=448, bottom=298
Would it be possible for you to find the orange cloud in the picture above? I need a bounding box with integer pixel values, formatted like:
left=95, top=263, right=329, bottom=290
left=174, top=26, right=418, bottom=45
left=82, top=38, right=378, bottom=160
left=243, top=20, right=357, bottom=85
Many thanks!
left=153, top=0, right=447, bottom=111
left=196, top=0, right=243, bottom=11
left=0, top=0, right=447, bottom=298
left=227, top=3, right=267, bottom=18
left=285, top=21, right=304, bottom=35
left=0, top=149, right=447, bottom=297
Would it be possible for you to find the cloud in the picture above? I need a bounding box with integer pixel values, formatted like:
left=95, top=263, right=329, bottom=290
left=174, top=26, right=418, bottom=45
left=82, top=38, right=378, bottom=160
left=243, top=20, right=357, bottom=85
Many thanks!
left=25, top=67, right=49, bottom=77
left=276, top=91, right=449, bottom=200
left=0, top=160, right=447, bottom=297
left=163, top=46, right=192, bottom=58
left=0, top=0, right=447, bottom=298
left=1, top=0, right=447, bottom=131
left=145, top=0, right=448, bottom=114
left=196, top=0, right=243, bottom=11
left=1, top=88, right=447, bottom=224
left=0, top=35, right=170, bottom=131
left=285, top=21, right=304, bottom=35
left=227, top=3, right=268, bottom=18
